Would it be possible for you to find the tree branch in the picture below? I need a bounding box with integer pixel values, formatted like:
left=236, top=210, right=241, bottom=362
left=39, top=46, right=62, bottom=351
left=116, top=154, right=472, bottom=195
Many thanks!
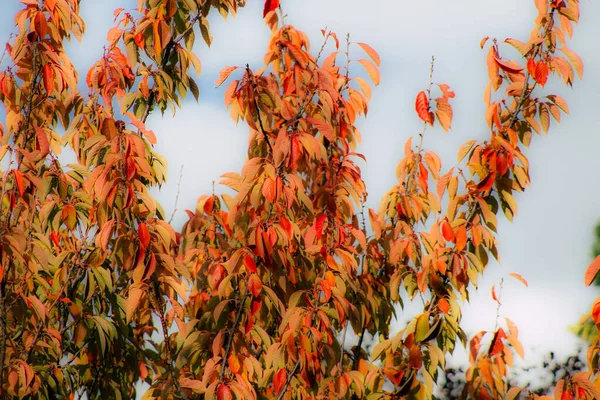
left=219, top=289, right=250, bottom=382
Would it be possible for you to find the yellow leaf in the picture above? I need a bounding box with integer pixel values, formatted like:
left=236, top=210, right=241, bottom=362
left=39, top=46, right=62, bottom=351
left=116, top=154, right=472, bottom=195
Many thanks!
left=559, top=47, right=584, bottom=79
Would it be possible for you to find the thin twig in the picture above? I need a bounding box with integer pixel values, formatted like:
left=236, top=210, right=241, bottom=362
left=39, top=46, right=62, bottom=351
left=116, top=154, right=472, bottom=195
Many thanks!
left=276, top=359, right=300, bottom=400
left=168, top=165, right=184, bottom=225
left=245, top=65, right=274, bottom=155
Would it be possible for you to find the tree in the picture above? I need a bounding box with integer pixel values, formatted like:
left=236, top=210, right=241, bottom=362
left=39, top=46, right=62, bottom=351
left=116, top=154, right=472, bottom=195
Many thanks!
left=0, top=0, right=596, bottom=399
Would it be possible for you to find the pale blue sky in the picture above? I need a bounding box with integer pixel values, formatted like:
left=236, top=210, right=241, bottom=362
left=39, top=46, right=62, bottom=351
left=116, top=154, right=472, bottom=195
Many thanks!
left=2, top=0, right=600, bottom=376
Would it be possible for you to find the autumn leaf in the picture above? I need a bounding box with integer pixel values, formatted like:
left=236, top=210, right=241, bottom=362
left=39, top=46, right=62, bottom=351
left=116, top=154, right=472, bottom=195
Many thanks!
left=263, top=0, right=279, bottom=17
left=415, top=91, right=432, bottom=124
left=584, top=255, right=600, bottom=286
left=244, top=255, right=257, bottom=273
left=435, top=97, right=453, bottom=132
left=273, top=368, right=287, bottom=394
left=248, top=274, right=262, bottom=297
left=215, top=66, right=239, bottom=87
left=438, top=298, right=450, bottom=314
left=441, top=220, right=454, bottom=242
left=217, top=383, right=233, bottom=400
left=138, top=222, right=150, bottom=248
left=12, top=170, right=24, bottom=197
left=509, top=272, right=528, bottom=287
left=535, top=61, right=549, bottom=86
left=42, top=64, right=53, bottom=94
left=357, top=58, right=380, bottom=85
left=315, top=213, right=327, bottom=239
left=491, top=285, right=500, bottom=304
left=357, top=42, right=380, bottom=66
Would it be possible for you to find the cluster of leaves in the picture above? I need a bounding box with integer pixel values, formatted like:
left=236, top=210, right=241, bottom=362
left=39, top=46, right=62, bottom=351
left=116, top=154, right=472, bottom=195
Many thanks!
left=0, top=0, right=597, bottom=399
left=440, top=349, right=588, bottom=399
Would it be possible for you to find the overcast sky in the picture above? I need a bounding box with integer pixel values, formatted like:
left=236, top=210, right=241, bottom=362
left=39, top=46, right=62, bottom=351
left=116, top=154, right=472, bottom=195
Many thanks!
left=2, top=0, right=600, bottom=376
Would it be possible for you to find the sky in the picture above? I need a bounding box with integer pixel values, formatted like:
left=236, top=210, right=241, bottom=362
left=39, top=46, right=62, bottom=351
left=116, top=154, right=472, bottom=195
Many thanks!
left=2, top=0, right=600, bottom=382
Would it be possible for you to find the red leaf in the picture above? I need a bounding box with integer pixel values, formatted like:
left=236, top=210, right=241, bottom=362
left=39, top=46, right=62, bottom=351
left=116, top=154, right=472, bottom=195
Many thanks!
left=217, top=383, right=233, bottom=400
left=488, top=328, right=506, bottom=357
left=535, top=61, right=549, bottom=87
left=138, top=222, right=150, bottom=248
left=526, top=58, right=536, bottom=77
left=315, top=213, right=327, bottom=239
left=248, top=274, right=262, bottom=298
left=250, top=298, right=262, bottom=315
left=263, top=0, right=279, bottom=18
left=50, top=231, right=60, bottom=247
left=584, top=255, right=600, bottom=286
left=592, top=298, right=600, bottom=325
left=12, top=170, right=24, bottom=197
left=42, top=64, right=53, bottom=94
left=415, top=91, right=432, bottom=124
left=244, top=255, right=257, bottom=273
left=273, top=368, right=287, bottom=394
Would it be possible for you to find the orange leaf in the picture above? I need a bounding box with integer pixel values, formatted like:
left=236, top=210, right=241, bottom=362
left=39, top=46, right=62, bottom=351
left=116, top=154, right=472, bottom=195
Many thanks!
left=42, top=64, right=53, bottom=94
left=357, top=42, right=380, bottom=67
left=509, top=272, right=528, bottom=287
left=494, top=57, right=524, bottom=74
left=527, top=58, right=536, bottom=77
left=357, top=59, right=380, bottom=85
left=479, top=36, right=489, bottom=49
left=138, top=222, right=150, bottom=248
left=415, top=91, right=432, bottom=124
left=217, top=384, right=233, bottom=400
left=441, top=220, right=454, bottom=242
left=262, top=177, right=276, bottom=203
left=215, top=66, right=238, bottom=88
left=306, top=117, right=335, bottom=142
left=438, top=298, right=450, bottom=314
left=584, top=255, right=600, bottom=286
left=454, top=225, right=467, bottom=252
left=248, top=274, right=262, bottom=297
left=273, top=368, right=287, bottom=394
left=491, top=285, right=500, bottom=304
